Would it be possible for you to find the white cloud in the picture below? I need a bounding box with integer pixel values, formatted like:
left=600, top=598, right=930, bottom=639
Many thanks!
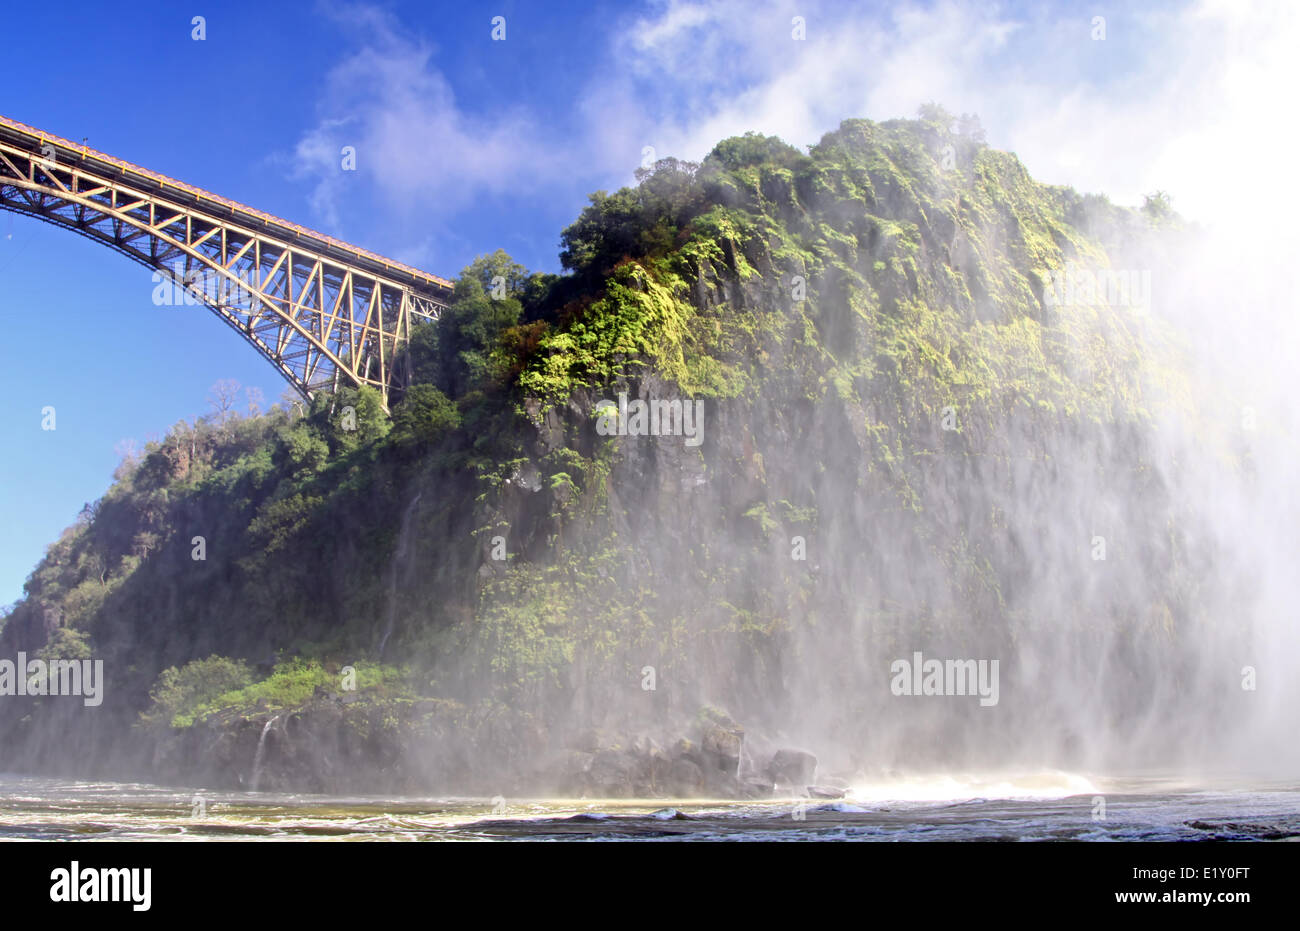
left=289, top=4, right=559, bottom=234
left=582, top=0, right=1300, bottom=229
left=291, top=0, right=1300, bottom=251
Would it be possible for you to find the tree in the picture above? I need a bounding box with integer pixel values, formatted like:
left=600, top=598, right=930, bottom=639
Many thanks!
left=141, top=655, right=253, bottom=727
left=559, top=157, right=706, bottom=276
left=460, top=249, right=530, bottom=301
left=956, top=113, right=987, bottom=145
left=634, top=155, right=698, bottom=185
left=208, top=379, right=241, bottom=425
left=1143, top=190, right=1172, bottom=221
left=76, top=501, right=99, bottom=527
left=280, top=424, right=329, bottom=477
left=704, top=133, right=802, bottom=171
left=112, top=439, right=140, bottom=483
left=406, top=252, right=531, bottom=398
left=330, top=385, right=390, bottom=453
left=917, top=102, right=955, bottom=129
left=391, top=384, right=461, bottom=448
left=279, top=387, right=307, bottom=419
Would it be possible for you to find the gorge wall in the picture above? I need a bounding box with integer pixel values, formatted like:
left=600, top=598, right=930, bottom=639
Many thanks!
left=0, top=110, right=1281, bottom=796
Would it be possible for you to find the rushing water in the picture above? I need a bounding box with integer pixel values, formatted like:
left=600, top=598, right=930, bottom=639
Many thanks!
left=2, top=772, right=1297, bottom=841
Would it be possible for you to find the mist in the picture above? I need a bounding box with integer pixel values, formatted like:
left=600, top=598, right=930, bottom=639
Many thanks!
left=505, top=0, right=1300, bottom=789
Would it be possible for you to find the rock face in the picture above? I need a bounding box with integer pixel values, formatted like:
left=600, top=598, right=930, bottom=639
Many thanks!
left=0, top=113, right=1217, bottom=794
left=700, top=720, right=744, bottom=777
left=668, top=758, right=705, bottom=796
left=538, top=712, right=777, bottom=799
left=532, top=723, right=849, bottom=801
left=768, top=749, right=819, bottom=790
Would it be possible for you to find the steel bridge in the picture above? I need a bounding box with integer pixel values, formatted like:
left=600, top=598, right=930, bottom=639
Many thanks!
left=0, top=114, right=454, bottom=409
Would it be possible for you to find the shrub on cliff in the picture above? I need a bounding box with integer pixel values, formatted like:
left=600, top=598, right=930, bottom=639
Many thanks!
left=141, top=655, right=254, bottom=728
left=391, top=384, right=461, bottom=449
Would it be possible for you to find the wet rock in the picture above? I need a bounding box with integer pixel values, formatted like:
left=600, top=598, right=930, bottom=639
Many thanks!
left=768, top=748, right=818, bottom=787
left=669, top=757, right=705, bottom=795
left=557, top=749, right=595, bottom=776
left=808, top=785, right=846, bottom=799
left=696, top=707, right=745, bottom=777
left=700, top=723, right=743, bottom=774
left=536, top=749, right=594, bottom=796
left=509, top=462, right=543, bottom=493
left=571, top=729, right=608, bottom=754
left=630, top=735, right=672, bottom=790
left=587, top=749, right=640, bottom=797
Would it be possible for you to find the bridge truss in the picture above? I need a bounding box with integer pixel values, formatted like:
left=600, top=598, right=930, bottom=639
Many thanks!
left=0, top=114, right=454, bottom=409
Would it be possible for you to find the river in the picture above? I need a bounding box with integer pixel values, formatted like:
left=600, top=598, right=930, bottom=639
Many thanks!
left=2, top=772, right=1297, bottom=841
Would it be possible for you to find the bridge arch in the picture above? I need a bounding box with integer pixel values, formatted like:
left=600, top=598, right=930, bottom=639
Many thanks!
left=0, top=114, right=453, bottom=410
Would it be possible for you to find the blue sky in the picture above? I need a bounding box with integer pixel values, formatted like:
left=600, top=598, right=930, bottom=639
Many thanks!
left=2, top=0, right=1295, bottom=604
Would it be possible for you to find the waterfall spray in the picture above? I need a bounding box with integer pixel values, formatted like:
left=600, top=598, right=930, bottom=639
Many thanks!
left=377, top=493, right=422, bottom=659
left=249, top=715, right=279, bottom=792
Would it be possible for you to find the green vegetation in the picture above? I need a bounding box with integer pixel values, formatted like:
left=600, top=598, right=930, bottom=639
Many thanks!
left=142, top=655, right=255, bottom=727
left=143, top=656, right=410, bottom=727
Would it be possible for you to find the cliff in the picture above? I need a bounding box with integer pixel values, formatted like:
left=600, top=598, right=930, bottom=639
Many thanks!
left=1, top=109, right=1235, bottom=795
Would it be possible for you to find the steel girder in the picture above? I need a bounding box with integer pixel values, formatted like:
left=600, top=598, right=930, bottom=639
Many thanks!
left=0, top=114, right=453, bottom=410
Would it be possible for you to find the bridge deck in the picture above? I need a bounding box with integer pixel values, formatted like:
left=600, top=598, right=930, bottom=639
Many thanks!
left=0, top=113, right=454, bottom=299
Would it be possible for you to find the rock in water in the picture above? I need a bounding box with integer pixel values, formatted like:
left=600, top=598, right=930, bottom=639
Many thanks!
left=768, top=749, right=818, bottom=787
left=808, top=784, right=846, bottom=799
left=700, top=723, right=743, bottom=774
